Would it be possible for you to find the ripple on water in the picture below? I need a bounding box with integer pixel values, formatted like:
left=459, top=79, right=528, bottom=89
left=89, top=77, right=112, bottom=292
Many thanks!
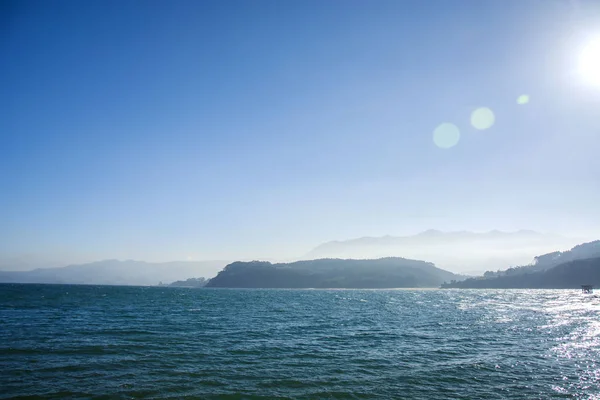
left=1, top=285, right=600, bottom=399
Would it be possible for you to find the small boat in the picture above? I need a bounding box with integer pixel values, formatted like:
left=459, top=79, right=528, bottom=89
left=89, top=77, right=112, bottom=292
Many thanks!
left=581, top=285, right=593, bottom=294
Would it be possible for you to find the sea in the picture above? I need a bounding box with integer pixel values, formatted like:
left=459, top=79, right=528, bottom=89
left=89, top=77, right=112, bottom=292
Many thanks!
left=1, top=284, right=600, bottom=399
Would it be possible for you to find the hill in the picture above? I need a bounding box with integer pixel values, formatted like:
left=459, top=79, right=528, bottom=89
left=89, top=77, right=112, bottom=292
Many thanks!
left=441, top=257, right=600, bottom=289
left=205, top=257, right=460, bottom=288
left=441, top=240, right=600, bottom=289
left=0, top=260, right=227, bottom=286
left=165, top=277, right=208, bottom=288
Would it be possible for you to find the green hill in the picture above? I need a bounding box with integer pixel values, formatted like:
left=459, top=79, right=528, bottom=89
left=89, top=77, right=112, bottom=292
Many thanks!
left=441, top=256, right=600, bottom=289
left=206, top=257, right=459, bottom=288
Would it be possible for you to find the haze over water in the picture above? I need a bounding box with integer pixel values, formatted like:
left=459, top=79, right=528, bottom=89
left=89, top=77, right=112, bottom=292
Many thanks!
left=2, top=284, right=600, bottom=399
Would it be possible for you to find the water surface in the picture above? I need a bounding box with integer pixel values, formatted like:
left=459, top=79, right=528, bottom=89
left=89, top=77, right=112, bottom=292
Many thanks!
left=1, top=285, right=599, bottom=399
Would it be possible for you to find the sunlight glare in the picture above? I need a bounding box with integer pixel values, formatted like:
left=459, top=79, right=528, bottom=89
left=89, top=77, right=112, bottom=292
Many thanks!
left=579, top=37, right=600, bottom=87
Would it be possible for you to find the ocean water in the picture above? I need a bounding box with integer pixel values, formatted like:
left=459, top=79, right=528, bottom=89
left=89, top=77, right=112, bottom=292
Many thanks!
left=1, top=285, right=600, bottom=399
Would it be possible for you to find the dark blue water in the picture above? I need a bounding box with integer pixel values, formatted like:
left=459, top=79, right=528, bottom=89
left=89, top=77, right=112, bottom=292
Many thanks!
left=1, top=284, right=600, bottom=399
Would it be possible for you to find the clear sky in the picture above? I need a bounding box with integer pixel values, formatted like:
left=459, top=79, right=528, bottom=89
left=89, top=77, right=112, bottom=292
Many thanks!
left=1, top=0, right=600, bottom=267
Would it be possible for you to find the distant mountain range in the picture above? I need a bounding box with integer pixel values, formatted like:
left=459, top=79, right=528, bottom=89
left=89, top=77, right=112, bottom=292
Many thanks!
left=206, top=258, right=462, bottom=289
left=442, top=240, right=600, bottom=288
left=1, top=231, right=594, bottom=288
left=305, top=230, right=585, bottom=274
left=0, top=260, right=227, bottom=286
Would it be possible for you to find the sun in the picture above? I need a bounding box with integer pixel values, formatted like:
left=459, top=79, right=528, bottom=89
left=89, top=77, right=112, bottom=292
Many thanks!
left=579, top=37, right=600, bottom=86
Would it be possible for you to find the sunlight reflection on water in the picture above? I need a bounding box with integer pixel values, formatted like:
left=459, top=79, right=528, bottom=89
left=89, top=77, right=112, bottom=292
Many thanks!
left=2, top=286, right=600, bottom=399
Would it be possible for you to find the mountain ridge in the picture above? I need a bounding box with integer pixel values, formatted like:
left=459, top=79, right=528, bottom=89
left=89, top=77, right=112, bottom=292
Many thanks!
left=0, top=260, right=228, bottom=286
left=304, top=230, right=585, bottom=274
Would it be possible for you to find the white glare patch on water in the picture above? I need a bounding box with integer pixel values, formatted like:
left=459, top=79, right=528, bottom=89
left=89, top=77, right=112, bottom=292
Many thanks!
left=470, top=107, right=495, bottom=130
left=552, top=385, right=569, bottom=394
left=433, top=123, right=460, bottom=148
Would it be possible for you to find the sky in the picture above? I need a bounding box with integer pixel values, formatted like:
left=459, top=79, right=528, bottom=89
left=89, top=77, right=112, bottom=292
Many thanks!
left=1, top=0, right=600, bottom=268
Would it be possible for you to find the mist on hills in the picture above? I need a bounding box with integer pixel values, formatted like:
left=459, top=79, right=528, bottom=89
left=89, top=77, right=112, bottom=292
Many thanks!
left=442, top=240, right=600, bottom=289
left=304, top=230, right=586, bottom=274
left=0, top=260, right=227, bottom=286
left=0, top=230, right=591, bottom=286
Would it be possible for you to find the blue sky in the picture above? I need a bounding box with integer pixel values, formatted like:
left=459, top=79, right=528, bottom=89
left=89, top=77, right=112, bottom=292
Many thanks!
left=1, top=0, right=600, bottom=266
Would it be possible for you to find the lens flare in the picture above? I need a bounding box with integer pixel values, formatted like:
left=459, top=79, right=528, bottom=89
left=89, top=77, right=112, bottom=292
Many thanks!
left=517, top=95, right=529, bottom=105
left=471, top=107, right=495, bottom=130
left=433, top=123, right=460, bottom=149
